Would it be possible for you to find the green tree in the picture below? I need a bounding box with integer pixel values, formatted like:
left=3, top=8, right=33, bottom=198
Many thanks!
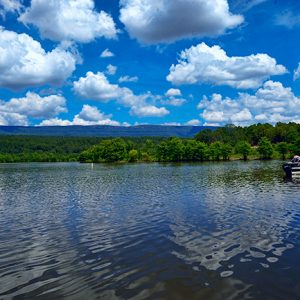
left=286, top=128, right=298, bottom=144
left=140, top=152, right=153, bottom=162
left=157, top=141, right=168, bottom=161
left=195, top=129, right=214, bottom=144
left=257, top=137, right=273, bottom=159
left=276, top=142, right=289, bottom=160
left=220, top=143, right=232, bottom=161
left=184, top=140, right=209, bottom=161
left=128, top=149, right=138, bottom=162
left=101, top=139, right=128, bottom=162
left=157, top=138, right=184, bottom=162
left=209, top=142, right=222, bottom=161
left=166, top=138, right=184, bottom=161
left=290, top=137, right=300, bottom=157
left=79, top=138, right=128, bottom=162
left=140, top=139, right=156, bottom=161
left=235, top=141, right=252, bottom=161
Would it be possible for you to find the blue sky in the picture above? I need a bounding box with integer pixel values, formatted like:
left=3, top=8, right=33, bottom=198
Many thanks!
left=0, top=0, right=300, bottom=127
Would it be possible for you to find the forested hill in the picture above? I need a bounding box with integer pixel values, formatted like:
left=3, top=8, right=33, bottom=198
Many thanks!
left=0, top=125, right=215, bottom=138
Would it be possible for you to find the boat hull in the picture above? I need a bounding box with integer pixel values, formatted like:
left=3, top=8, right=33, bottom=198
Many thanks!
left=283, top=162, right=300, bottom=178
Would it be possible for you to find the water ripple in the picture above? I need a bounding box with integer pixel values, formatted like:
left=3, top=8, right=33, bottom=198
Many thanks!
left=0, top=161, right=300, bottom=299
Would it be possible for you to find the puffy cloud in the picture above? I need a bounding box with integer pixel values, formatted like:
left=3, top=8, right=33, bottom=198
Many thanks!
left=71, top=117, right=120, bottom=126
left=202, top=110, right=226, bottom=123
left=76, top=104, right=112, bottom=121
left=0, top=0, right=22, bottom=17
left=74, top=72, right=120, bottom=101
left=0, top=28, right=76, bottom=90
left=40, top=105, right=120, bottom=126
left=167, top=43, right=287, bottom=89
left=230, top=108, right=252, bottom=122
left=19, top=0, right=117, bottom=43
left=0, top=92, right=67, bottom=125
left=197, top=81, right=300, bottom=126
left=242, top=81, right=298, bottom=112
left=162, top=88, right=186, bottom=106
left=165, top=88, right=181, bottom=97
left=1, top=92, right=67, bottom=118
left=120, top=0, right=243, bottom=44
left=0, top=112, right=28, bottom=126
left=73, top=105, right=120, bottom=125
left=186, top=119, right=201, bottom=126
left=254, top=114, right=268, bottom=122
left=39, top=118, right=72, bottom=126
left=119, top=75, right=139, bottom=83
left=73, top=71, right=169, bottom=117
left=131, top=105, right=169, bottom=117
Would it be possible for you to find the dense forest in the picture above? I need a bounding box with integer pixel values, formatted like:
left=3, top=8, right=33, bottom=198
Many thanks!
left=1, top=122, right=300, bottom=163
left=0, top=136, right=165, bottom=163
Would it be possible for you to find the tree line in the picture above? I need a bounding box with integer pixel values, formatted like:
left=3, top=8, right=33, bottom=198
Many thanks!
left=1, top=122, right=300, bottom=163
left=195, top=122, right=300, bottom=145
left=79, top=136, right=283, bottom=163
left=0, top=136, right=164, bottom=163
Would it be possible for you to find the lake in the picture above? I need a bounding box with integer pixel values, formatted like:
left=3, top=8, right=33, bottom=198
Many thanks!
left=0, top=161, right=299, bottom=299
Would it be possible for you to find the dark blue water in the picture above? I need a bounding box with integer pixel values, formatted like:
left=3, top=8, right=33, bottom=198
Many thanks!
left=0, top=161, right=300, bottom=299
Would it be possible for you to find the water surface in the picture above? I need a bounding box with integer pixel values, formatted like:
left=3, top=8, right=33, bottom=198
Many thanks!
left=0, top=161, right=300, bottom=299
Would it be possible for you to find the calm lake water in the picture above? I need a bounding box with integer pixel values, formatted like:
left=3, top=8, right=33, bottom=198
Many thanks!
left=0, top=161, right=300, bottom=299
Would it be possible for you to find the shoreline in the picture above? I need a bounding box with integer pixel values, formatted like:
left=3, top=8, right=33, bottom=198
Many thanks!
left=0, top=157, right=286, bottom=164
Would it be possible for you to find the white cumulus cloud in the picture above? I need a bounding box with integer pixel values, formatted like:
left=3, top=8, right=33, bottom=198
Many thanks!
left=74, top=71, right=120, bottom=101
left=0, top=92, right=67, bottom=125
left=40, top=105, right=120, bottom=126
left=167, top=42, right=287, bottom=89
left=39, top=118, right=73, bottom=126
left=0, top=112, right=28, bottom=126
left=73, top=71, right=169, bottom=117
left=186, top=119, right=201, bottom=126
left=0, top=28, right=76, bottom=90
left=1, top=92, right=67, bottom=118
left=197, top=81, right=300, bottom=126
left=165, top=88, right=182, bottom=97
left=19, top=0, right=118, bottom=43
left=230, top=108, right=252, bottom=122
left=162, top=88, right=186, bottom=106
left=131, top=105, right=169, bottom=117
left=120, top=0, right=243, bottom=44
left=76, top=104, right=112, bottom=122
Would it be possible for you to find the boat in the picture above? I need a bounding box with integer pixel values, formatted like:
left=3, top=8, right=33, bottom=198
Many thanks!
left=283, top=156, right=300, bottom=178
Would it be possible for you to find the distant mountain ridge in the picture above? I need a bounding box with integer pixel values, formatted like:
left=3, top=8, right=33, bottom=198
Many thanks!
left=0, top=125, right=216, bottom=138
